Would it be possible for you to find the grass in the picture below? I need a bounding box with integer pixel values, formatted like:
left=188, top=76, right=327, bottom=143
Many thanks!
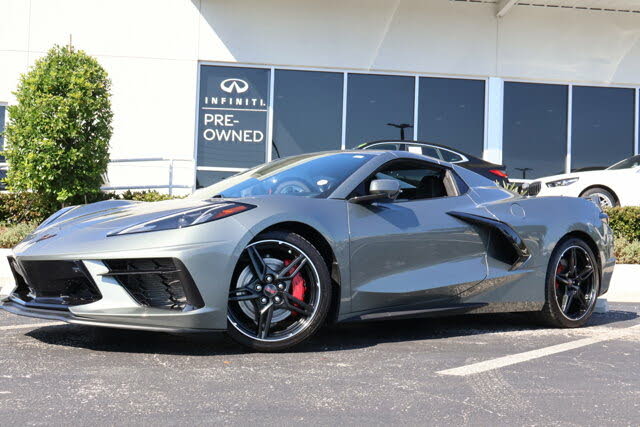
left=0, top=222, right=38, bottom=248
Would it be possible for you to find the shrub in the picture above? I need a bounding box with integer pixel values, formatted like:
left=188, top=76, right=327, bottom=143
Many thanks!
left=614, top=236, right=640, bottom=265
left=2, top=45, right=113, bottom=205
left=120, top=190, right=177, bottom=202
left=0, top=192, right=58, bottom=224
left=606, top=206, right=640, bottom=241
left=0, top=222, right=37, bottom=248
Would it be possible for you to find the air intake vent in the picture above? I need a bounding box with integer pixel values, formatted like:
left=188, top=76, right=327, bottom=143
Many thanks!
left=102, top=258, right=204, bottom=310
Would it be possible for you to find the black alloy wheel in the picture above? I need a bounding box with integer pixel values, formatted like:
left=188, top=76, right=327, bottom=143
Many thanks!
left=540, top=238, right=600, bottom=327
left=226, top=231, right=331, bottom=351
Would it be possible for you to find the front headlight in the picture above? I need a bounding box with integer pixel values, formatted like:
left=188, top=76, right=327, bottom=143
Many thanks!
left=546, top=177, right=579, bottom=188
left=108, top=202, right=255, bottom=236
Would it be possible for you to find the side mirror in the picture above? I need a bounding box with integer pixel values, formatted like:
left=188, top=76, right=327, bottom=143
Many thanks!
left=348, top=179, right=401, bottom=204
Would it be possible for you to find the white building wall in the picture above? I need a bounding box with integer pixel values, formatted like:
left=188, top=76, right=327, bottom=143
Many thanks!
left=2, top=0, right=640, bottom=191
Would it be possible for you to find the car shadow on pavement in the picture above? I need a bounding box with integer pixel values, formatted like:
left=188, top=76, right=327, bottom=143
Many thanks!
left=25, top=308, right=638, bottom=356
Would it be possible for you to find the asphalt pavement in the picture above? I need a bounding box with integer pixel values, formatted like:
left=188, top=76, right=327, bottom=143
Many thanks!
left=0, top=303, right=638, bottom=425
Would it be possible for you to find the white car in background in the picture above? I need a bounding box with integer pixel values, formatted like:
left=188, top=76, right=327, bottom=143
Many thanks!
left=526, top=155, right=640, bottom=207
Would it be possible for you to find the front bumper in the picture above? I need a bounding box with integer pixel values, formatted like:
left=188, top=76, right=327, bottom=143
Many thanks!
left=1, top=218, right=254, bottom=332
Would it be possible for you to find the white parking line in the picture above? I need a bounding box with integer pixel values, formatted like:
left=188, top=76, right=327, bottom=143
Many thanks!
left=437, top=323, right=640, bottom=376
left=0, top=322, right=63, bottom=331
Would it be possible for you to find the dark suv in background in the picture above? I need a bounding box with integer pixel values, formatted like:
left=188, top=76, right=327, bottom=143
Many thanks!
left=356, top=140, right=509, bottom=184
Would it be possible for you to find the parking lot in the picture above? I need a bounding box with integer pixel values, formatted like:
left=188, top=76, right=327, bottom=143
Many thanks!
left=0, top=303, right=637, bottom=425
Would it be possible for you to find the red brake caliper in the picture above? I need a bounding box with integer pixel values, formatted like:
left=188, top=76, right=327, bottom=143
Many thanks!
left=556, top=263, right=565, bottom=289
left=283, top=259, right=306, bottom=316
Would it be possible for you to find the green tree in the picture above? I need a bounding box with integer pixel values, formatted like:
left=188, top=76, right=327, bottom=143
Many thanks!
left=2, top=45, right=112, bottom=204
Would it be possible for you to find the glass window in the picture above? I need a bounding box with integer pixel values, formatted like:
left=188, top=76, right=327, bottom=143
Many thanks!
left=571, top=86, right=635, bottom=171
left=607, top=155, right=640, bottom=170
left=195, top=170, right=238, bottom=189
left=192, top=152, right=375, bottom=199
left=346, top=74, right=414, bottom=148
left=418, top=77, right=485, bottom=157
left=364, top=143, right=404, bottom=151
left=437, top=148, right=464, bottom=163
left=196, top=66, right=270, bottom=169
left=373, top=161, right=450, bottom=200
left=273, top=70, right=343, bottom=158
left=503, top=82, right=568, bottom=179
left=406, top=144, right=439, bottom=159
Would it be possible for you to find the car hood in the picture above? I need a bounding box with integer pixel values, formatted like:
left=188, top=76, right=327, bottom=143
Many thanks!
left=25, top=198, right=235, bottom=239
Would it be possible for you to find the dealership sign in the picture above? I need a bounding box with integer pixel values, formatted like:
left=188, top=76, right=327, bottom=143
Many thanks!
left=197, top=66, right=269, bottom=168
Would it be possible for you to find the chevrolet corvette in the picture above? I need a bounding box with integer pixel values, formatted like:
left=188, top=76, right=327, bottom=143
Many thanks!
left=1, top=150, right=615, bottom=351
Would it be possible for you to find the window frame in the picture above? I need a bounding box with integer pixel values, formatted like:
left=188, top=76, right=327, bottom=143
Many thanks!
left=348, top=158, right=468, bottom=202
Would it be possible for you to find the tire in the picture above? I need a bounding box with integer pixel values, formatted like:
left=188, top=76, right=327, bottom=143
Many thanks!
left=226, top=230, right=332, bottom=351
left=581, top=187, right=617, bottom=208
left=539, top=237, right=600, bottom=328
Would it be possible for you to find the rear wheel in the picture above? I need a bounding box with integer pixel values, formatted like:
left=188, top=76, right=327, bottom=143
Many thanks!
left=581, top=187, right=617, bottom=208
left=540, top=238, right=600, bottom=328
left=226, top=231, right=331, bottom=351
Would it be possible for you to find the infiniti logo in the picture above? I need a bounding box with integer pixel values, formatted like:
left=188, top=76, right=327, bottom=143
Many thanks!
left=220, top=78, right=249, bottom=94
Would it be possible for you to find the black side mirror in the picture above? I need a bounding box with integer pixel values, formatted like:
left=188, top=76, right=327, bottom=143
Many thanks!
left=348, top=179, right=401, bottom=204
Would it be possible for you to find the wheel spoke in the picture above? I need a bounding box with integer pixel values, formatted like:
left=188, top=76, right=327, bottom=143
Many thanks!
left=257, top=303, right=274, bottom=339
left=247, top=246, right=267, bottom=278
left=576, top=265, right=593, bottom=282
left=561, top=289, right=575, bottom=313
left=284, top=293, right=313, bottom=317
left=568, top=248, right=578, bottom=275
left=228, top=279, right=260, bottom=301
left=277, top=254, right=307, bottom=280
left=556, top=274, right=571, bottom=286
left=574, top=289, right=589, bottom=310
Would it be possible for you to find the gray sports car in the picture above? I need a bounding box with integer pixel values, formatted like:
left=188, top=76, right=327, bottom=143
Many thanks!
left=1, top=150, right=615, bottom=351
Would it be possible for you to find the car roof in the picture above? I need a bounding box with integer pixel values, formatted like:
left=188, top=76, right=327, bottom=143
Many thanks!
left=355, top=139, right=484, bottom=162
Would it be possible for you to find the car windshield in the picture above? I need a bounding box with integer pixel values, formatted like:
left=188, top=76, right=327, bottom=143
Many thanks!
left=190, top=152, right=375, bottom=199
left=607, top=155, right=640, bottom=170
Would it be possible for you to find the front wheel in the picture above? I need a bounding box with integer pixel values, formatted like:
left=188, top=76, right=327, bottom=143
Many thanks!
left=539, top=238, right=600, bottom=328
left=226, top=231, right=331, bottom=351
left=581, top=187, right=617, bottom=208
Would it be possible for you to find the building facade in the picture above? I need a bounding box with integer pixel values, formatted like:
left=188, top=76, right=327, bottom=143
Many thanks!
left=1, top=0, right=640, bottom=192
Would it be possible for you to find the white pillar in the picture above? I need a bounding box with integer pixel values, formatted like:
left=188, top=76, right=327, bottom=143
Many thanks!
left=485, top=77, right=504, bottom=165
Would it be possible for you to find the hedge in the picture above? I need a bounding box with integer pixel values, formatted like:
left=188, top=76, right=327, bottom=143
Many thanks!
left=606, top=206, right=640, bottom=241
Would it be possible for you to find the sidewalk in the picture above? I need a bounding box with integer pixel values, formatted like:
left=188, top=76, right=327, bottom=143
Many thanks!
left=0, top=248, right=638, bottom=302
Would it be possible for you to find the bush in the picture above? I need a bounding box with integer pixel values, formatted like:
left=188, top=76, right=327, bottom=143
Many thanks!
left=614, top=236, right=640, bottom=264
left=606, top=206, right=640, bottom=241
left=120, top=190, right=178, bottom=202
left=2, top=45, right=113, bottom=205
left=0, top=222, right=37, bottom=248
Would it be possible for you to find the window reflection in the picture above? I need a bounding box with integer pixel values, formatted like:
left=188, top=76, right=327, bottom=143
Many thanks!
left=346, top=74, right=414, bottom=147
left=418, top=77, right=485, bottom=157
left=571, top=86, right=635, bottom=171
left=503, top=82, right=568, bottom=179
left=273, top=70, right=343, bottom=158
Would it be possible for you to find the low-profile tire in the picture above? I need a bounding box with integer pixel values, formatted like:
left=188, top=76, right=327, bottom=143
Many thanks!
left=581, top=187, right=617, bottom=208
left=539, top=237, right=600, bottom=328
left=226, top=230, right=331, bottom=352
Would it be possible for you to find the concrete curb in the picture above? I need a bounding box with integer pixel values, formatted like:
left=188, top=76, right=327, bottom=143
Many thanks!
left=0, top=248, right=638, bottom=303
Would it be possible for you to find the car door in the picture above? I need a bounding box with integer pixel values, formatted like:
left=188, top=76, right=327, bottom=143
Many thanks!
left=347, top=159, right=488, bottom=314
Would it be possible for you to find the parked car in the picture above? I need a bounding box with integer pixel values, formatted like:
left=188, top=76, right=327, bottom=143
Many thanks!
left=2, top=151, right=614, bottom=351
left=525, top=155, right=640, bottom=207
left=355, top=139, right=509, bottom=184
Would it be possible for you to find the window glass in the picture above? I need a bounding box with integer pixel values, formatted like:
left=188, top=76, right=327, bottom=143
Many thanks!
left=607, top=155, right=640, bottom=170
left=192, top=152, right=374, bottom=199
left=365, top=143, right=403, bottom=151
left=407, top=144, right=439, bottom=159
left=196, top=66, right=269, bottom=169
left=418, top=77, right=485, bottom=157
left=346, top=74, right=414, bottom=148
left=503, top=82, right=568, bottom=179
left=373, top=161, right=449, bottom=200
left=438, top=149, right=464, bottom=163
left=195, top=170, right=238, bottom=189
left=273, top=70, right=343, bottom=158
left=571, top=86, right=635, bottom=171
